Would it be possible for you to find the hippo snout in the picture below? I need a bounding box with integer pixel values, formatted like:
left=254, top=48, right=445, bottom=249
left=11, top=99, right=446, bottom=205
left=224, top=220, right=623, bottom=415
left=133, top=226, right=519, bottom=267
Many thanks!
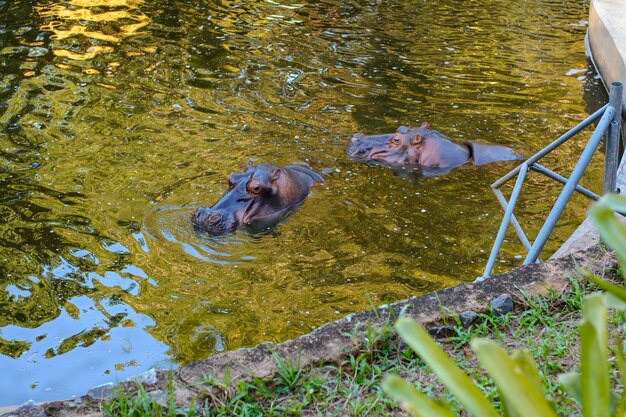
left=347, top=134, right=370, bottom=159
left=192, top=208, right=236, bottom=235
left=351, top=133, right=364, bottom=143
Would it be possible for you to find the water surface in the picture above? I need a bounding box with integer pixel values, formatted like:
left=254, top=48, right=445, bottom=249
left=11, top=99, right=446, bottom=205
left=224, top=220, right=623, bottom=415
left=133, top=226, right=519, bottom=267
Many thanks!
left=0, top=0, right=605, bottom=404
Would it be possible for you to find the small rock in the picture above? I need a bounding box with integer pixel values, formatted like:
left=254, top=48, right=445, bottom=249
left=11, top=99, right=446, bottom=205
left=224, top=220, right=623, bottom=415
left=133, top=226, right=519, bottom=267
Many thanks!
left=428, top=325, right=455, bottom=339
left=127, top=368, right=158, bottom=386
left=397, top=338, right=409, bottom=351
left=145, top=390, right=169, bottom=407
left=459, top=311, right=478, bottom=327
left=87, top=382, right=114, bottom=400
left=490, top=294, right=513, bottom=316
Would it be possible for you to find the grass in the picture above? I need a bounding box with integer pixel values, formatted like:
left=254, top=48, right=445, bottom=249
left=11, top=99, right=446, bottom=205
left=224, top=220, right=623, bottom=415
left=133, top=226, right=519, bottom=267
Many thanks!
left=102, top=274, right=624, bottom=417
left=102, top=373, right=196, bottom=417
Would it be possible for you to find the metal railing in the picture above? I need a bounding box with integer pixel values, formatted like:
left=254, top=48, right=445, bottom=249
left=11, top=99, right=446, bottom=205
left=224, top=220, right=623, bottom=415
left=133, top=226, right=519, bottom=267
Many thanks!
left=479, top=81, right=625, bottom=281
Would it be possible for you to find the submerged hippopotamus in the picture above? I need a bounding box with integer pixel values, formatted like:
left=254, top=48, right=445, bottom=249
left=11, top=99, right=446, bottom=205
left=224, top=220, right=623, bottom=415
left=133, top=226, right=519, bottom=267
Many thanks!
left=347, top=123, right=521, bottom=175
left=192, top=162, right=323, bottom=235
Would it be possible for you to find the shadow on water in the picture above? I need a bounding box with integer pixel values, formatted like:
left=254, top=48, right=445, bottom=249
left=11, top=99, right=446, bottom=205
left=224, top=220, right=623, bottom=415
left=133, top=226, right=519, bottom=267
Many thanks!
left=0, top=0, right=603, bottom=405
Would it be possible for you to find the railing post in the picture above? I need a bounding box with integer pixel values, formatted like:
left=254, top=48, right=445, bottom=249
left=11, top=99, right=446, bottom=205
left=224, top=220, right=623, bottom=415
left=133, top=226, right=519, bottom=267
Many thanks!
left=604, top=81, right=623, bottom=194
left=622, top=101, right=626, bottom=152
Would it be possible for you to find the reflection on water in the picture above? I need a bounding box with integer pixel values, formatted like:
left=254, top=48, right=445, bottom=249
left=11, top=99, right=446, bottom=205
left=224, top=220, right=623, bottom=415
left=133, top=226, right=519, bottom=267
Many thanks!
left=0, top=0, right=603, bottom=405
left=37, top=0, right=150, bottom=63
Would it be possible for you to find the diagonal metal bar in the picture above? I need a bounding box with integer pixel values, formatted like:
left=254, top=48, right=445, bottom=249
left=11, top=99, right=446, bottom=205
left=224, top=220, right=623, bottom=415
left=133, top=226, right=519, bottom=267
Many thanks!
left=492, top=188, right=532, bottom=251
left=480, top=164, right=528, bottom=280
left=523, top=106, right=616, bottom=265
left=492, top=103, right=608, bottom=189
left=530, top=163, right=600, bottom=201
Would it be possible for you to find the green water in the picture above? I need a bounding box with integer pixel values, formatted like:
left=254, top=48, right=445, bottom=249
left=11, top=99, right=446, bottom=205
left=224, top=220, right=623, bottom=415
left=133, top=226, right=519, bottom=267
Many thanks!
left=0, top=0, right=605, bottom=404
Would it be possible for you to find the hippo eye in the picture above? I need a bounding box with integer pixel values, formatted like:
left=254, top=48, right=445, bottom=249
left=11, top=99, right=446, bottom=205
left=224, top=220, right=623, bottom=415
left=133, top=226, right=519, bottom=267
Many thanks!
left=391, top=137, right=401, bottom=146
left=247, top=182, right=264, bottom=195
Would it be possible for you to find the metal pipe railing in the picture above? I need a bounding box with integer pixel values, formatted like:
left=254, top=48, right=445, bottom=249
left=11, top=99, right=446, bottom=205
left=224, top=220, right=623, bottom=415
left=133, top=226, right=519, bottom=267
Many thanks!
left=479, top=81, right=624, bottom=279
left=523, top=105, right=616, bottom=265
left=491, top=104, right=608, bottom=189
left=530, top=163, right=600, bottom=201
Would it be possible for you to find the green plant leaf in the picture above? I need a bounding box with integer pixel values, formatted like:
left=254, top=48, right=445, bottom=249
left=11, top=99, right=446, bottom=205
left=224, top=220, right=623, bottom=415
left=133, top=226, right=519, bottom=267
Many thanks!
left=586, top=273, right=626, bottom=306
left=497, top=350, right=548, bottom=417
left=614, top=338, right=626, bottom=417
left=512, top=350, right=544, bottom=390
left=382, top=375, right=457, bottom=417
left=604, top=293, right=626, bottom=311
left=581, top=294, right=608, bottom=349
left=395, top=318, right=500, bottom=417
left=558, top=372, right=581, bottom=404
left=471, top=339, right=558, bottom=417
left=589, top=194, right=626, bottom=278
left=580, top=294, right=610, bottom=417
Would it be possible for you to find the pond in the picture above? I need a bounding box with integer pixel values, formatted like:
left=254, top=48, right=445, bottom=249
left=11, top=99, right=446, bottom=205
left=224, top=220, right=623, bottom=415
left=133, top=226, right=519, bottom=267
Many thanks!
left=0, top=0, right=605, bottom=405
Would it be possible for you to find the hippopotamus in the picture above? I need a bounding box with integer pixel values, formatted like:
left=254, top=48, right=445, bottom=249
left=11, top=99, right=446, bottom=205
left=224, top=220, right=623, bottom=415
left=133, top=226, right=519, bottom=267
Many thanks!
left=192, top=162, right=323, bottom=235
left=347, top=123, right=521, bottom=175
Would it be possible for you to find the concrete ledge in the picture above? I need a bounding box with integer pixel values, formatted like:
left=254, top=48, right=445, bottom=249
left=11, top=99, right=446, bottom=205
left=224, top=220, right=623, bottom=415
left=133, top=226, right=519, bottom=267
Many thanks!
left=550, top=217, right=599, bottom=260
left=3, top=246, right=616, bottom=417
left=587, top=0, right=626, bottom=99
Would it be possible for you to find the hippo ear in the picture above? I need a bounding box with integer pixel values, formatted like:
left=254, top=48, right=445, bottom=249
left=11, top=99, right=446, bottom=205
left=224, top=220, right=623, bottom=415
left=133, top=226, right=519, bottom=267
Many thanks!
left=247, top=159, right=254, bottom=170
left=420, top=122, right=430, bottom=129
left=270, top=168, right=282, bottom=183
left=411, top=132, right=423, bottom=146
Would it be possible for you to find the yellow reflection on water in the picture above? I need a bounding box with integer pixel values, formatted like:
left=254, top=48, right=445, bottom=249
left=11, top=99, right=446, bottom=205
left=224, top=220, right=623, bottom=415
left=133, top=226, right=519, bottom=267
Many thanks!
left=53, top=46, right=115, bottom=61
left=37, top=0, right=150, bottom=62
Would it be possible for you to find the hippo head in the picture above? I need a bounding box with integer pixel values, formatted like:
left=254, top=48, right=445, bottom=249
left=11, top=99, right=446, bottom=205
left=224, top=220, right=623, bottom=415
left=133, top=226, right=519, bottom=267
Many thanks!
left=347, top=123, right=430, bottom=166
left=348, top=123, right=522, bottom=175
left=192, top=162, right=322, bottom=235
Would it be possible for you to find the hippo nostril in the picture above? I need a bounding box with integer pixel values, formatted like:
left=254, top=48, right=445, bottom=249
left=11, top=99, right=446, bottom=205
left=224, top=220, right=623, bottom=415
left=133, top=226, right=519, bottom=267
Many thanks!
left=206, top=211, right=225, bottom=226
left=351, top=133, right=364, bottom=143
left=192, top=209, right=233, bottom=235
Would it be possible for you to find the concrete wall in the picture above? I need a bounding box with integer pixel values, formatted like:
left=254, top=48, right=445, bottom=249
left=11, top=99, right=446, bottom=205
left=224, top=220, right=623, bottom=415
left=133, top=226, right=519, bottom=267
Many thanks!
left=587, top=0, right=626, bottom=100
